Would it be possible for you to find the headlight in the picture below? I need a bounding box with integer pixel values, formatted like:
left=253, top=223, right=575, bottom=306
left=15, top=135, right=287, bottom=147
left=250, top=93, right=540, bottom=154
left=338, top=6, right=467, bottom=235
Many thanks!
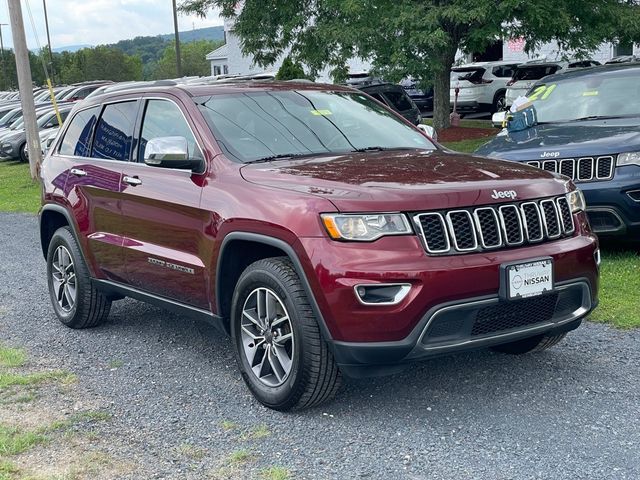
left=567, top=189, right=586, bottom=213
left=321, top=213, right=412, bottom=241
left=617, top=152, right=640, bottom=167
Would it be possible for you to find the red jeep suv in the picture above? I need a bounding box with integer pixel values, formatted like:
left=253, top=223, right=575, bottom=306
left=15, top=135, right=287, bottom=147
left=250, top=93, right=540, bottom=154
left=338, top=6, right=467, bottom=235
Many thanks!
left=39, top=81, right=599, bottom=411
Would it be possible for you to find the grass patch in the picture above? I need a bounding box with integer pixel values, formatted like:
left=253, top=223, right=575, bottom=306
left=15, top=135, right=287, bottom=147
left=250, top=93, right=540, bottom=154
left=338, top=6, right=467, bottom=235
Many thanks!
left=228, top=449, right=252, bottom=464
left=0, top=425, right=47, bottom=456
left=108, top=359, right=124, bottom=369
left=220, top=420, right=238, bottom=431
left=0, top=347, right=26, bottom=368
left=243, top=424, right=270, bottom=440
left=260, top=466, right=290, bottom=480
left=590, top=249, right=640, bottom=329
left=0, top=160, right=40, bottom=213
left=441, top=137, right=492, bottom=153
left=0, top=459, right=19, bottom=477
left=0, top=371, right=76, bottom=390
left=176, top=443, right=206, bottom=461
left=422, top=118, right=494, bottom=129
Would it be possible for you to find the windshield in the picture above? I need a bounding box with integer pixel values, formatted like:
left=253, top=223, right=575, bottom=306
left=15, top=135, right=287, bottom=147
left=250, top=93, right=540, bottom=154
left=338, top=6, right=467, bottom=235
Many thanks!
left=528, top=69, right=640, bottom=123
left=0, top=110, right=19, bottom=126
left=196, top=90, right=435, bottom=163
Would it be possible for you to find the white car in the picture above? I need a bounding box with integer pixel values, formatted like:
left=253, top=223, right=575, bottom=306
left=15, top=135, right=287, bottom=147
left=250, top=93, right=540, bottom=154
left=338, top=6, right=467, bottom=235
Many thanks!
left=505, top=59, right=600, bottom=107
left=449, top=61, right=519, bottom=113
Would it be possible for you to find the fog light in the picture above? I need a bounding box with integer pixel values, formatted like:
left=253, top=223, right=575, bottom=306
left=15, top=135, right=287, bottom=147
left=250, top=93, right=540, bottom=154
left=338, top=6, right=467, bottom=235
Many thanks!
left=354, top=283, right=411, bottom=305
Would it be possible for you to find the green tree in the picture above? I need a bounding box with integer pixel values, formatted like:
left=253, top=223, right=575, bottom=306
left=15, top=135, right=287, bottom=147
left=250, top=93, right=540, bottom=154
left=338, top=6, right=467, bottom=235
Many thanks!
left=151, top=39, right=222, bottom=79
left=275, top=57, right=308, bottom=80
left=180, top=0, right=640, bottom=130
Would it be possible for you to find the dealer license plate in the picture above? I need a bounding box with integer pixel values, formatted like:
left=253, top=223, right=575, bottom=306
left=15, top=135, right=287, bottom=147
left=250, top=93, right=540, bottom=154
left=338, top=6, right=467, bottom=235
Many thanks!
left=505, top=259, right=553, bottom=300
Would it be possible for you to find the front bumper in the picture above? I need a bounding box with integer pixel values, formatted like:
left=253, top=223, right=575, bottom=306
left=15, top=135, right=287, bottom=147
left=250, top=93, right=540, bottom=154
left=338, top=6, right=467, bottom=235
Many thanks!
left=299, top=217, right=598, bottom=345
left=333, top=280, right=592, bottom=377
left=579, top=166, right=640, bottom=237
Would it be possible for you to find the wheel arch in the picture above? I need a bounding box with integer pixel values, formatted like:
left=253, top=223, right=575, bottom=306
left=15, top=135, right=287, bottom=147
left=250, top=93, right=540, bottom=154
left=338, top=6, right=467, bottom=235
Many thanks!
left=215, top=232, right=334, bottom=342
left=39, top=204, right=75, bottom=259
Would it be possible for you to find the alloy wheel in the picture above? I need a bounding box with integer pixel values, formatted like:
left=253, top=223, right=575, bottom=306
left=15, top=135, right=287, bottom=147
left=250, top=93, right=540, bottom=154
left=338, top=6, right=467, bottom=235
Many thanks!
left=240, top=287, right=295, bottom=387
left=51, top=245, right=77, bottom=312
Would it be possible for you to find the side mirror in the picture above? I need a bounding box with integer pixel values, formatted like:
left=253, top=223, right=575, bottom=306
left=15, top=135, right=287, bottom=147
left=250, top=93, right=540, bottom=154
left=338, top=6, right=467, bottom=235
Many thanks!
left=144, top=136, right=201, bottom=171
left=492, top=111, right=507, bottom=128
left=417, top=123, right=438, bottom=142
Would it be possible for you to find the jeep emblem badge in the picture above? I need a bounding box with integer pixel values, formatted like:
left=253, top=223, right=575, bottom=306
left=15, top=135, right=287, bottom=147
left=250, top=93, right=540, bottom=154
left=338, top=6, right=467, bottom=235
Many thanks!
left=491, top=189, right=518, bottom=200
left=540, top=151, right=560, bottom=158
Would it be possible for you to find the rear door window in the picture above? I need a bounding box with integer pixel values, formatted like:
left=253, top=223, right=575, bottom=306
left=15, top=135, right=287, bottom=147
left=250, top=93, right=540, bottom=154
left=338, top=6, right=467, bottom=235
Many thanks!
left=59, top=106, right=101, bottom=157
left=91, top=101, right=138, bottom=161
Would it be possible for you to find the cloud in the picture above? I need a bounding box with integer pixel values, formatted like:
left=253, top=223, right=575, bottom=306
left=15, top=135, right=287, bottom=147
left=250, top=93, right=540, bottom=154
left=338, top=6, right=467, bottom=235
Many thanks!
left=0, top=0, right=222, bottom=49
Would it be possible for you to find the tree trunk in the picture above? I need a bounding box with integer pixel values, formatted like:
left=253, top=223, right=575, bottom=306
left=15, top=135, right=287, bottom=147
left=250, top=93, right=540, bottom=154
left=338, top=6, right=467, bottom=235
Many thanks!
left=432, top=44, right=457, bottom=132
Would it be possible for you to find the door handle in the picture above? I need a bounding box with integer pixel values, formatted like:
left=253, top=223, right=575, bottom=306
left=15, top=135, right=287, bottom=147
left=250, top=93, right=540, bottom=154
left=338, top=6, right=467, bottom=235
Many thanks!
left=70, top=168, right=87, bottom=177
left=123, top=175, right=142, bottom=186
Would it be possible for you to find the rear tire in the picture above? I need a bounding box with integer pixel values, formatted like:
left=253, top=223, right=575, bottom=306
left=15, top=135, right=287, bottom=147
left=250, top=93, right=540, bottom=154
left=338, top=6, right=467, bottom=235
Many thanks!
left=46, top=227, right=111, bottom=328
left=231, top=257, right=341, bottom=411
left=491, top=333, right=567, bottom=355
left=19, top=142, right=27, bottom=163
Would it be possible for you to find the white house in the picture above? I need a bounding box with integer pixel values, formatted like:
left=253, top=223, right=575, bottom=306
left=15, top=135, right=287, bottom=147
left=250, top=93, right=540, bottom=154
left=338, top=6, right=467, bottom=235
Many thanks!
left=205, top=16, right=370, bottom=81
left=205, top=43, right=229, bottom=76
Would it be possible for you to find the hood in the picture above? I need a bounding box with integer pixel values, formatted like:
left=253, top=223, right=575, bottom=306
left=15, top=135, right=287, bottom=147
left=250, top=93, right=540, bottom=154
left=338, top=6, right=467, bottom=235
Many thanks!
left=240, top=149, right=569, bottom=212
left=476, top=118, right=640, bottom=161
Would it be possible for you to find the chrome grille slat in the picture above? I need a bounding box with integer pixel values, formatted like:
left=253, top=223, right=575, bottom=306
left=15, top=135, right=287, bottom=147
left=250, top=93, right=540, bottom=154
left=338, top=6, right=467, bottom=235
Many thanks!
left=527, top=156, right=615, bottom=182
left=556, top=197, right=575, bottom=234
left=414, top=212, right=450, bottom=254
left=520, top=202, right=544, bottom=242
left=414, top=195, right=575, bottom=256
left=446, top=211, right=478, bottom=251
left=540, top=199, right=562, bottom=238
left=473, top=208, right=502, bottom=249
left=498, top=205, right=524, bottom=246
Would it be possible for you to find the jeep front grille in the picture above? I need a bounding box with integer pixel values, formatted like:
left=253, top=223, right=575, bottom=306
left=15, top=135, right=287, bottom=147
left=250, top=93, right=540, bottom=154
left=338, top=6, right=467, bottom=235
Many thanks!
left=526, top=156, right=615, bottom=182
left=414, top=196, right=574, bottom=255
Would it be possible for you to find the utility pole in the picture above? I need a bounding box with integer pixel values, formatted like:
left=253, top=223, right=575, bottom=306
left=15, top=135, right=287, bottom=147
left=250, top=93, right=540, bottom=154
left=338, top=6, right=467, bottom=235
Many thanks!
left=0, top=24, right=7, bottom=90
left=7, top=0, right=42, bottom=181
left=42, top=0, right=55, bottom=84
left=172, top=0, right=182, bottom=77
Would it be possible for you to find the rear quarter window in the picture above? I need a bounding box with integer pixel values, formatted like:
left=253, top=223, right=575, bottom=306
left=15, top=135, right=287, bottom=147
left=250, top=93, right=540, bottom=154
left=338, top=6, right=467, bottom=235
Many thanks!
left=59, top=106, right=101, bottom=157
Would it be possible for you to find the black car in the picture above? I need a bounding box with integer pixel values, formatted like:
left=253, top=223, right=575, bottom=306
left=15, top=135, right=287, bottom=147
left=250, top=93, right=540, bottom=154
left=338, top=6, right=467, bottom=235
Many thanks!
left=357, top=83, right=422, bottom=125
left=400, top=78, right=434, bottom=112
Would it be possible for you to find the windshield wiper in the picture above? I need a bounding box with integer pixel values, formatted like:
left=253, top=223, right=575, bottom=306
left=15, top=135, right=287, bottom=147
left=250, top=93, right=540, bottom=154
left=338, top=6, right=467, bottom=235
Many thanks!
left=244, top=152, right=331, bottom=164
left=351, top=146, right=418, bottom=153
left=573, top=115, right=629, bottom=122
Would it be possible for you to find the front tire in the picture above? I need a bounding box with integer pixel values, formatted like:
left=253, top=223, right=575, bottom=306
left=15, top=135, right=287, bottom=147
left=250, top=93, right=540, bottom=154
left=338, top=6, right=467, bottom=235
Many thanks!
left=491, top=333, right=567, bottom=355
left=46, top=227, right=111, bottom=328
left=231, top=257, right=341, bottom=411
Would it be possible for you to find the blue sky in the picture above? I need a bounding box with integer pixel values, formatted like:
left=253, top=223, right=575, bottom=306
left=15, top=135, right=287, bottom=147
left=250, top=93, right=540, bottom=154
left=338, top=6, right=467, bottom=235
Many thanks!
left=0, top=0, right=222, bottom=49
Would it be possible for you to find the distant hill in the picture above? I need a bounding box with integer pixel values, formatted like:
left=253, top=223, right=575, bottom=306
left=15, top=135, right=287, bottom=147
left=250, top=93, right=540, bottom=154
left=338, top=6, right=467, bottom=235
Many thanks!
left=51, top=44, right=92, bottom=53
left=160, top=26, right=225, bottom=43
left=52, top=26, right=224, bottom=55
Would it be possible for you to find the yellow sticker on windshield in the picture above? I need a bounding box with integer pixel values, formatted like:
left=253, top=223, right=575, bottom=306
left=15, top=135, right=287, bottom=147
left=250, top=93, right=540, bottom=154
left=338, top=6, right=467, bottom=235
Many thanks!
left=582, top=91, right=599, bottom=96
left=310, top=109, right=332, bottom=116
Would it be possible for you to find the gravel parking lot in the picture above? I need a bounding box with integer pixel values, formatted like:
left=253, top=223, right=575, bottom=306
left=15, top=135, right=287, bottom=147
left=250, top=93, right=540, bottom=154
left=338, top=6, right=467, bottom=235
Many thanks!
left=1, top=212, right=639, bottom=479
